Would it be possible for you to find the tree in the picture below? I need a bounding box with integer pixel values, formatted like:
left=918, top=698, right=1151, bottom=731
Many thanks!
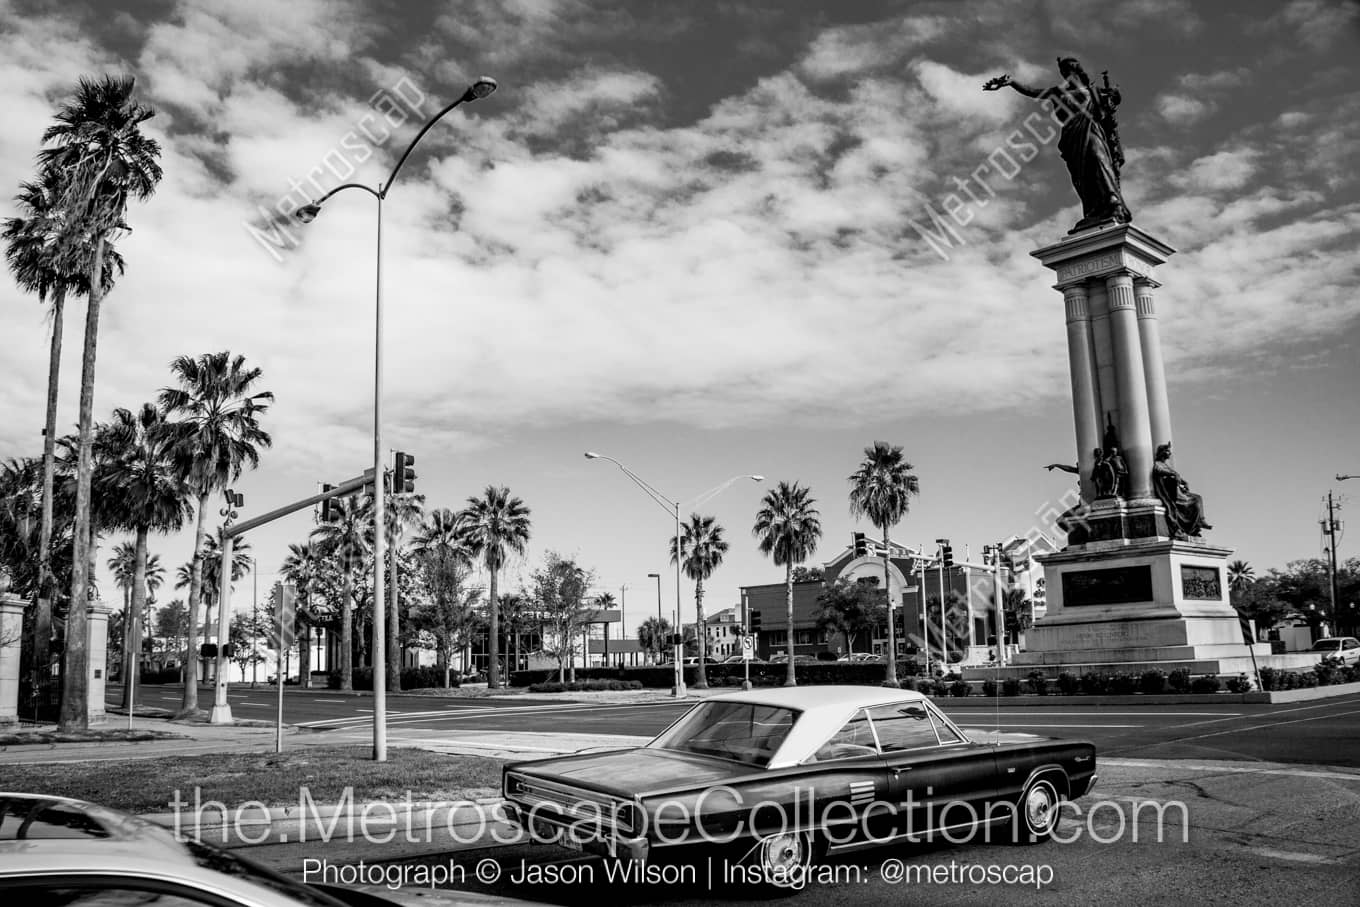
left=753, top=481, right=822, bottom=687
left=1228, top=560, right=1255, bottom=594
left=848, top=441, right=920, bottom=688
left=280, top=543, right=319, bottom=687
left=532, top=553, right=597, bottom=682
left=38, top=75, right=163, bottom=731
left=637, top=615, right=672, bottom=664
left=160, top=351, right=272, bottom=715
left=311, top=495, right=369, bottom=690
left=458, top=487, right=531, bottom=689
left=1001, top=587, right=1033, bottom=646
left=103, top=403, right=192, bottom=709
left=382, top=490, right=425, bottom=693
left=669, top=514, right=728, bottom=688
left=154, top=598, right=188, bottom=667
left=498, top=590, right=534, bottom=673
left=815, top=576, right=887, bottom=654
left=409, top=509, right=480, bottom=687
left=228, top=611, right=268, bottom=681
left=5, top=152, right=127, bottom=717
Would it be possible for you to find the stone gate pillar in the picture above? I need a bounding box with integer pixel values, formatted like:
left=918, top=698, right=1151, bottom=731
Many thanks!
left=87, top=603, right=111, bottom=725
left=0, top=595, right=25, bottom=728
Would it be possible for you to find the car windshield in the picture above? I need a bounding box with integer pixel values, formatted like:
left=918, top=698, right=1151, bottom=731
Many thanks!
left=648, top=701, right=798, bottom=767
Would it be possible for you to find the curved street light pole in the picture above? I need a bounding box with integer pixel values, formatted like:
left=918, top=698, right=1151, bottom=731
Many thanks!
left=585, top=452, right=761, bottom=694
left=294, top=78, right=497, bottom=762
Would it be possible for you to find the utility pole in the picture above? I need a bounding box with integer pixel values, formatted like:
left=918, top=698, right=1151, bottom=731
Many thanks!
left=1324, top=491, right=1341, bottom=631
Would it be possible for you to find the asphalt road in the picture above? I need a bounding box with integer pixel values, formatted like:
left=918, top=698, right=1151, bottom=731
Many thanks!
left=115, top=685, right=1360, bottom=767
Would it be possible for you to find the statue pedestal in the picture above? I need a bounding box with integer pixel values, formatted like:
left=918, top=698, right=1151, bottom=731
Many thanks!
left=998, top=539, right=1270, bottom=676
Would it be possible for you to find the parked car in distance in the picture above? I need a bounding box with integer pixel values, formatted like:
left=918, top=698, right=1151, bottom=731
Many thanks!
left=836, top=652, right=884, bottom=663
left=501, top=686, right=1098, bottom=891
left=0, top=793, right=547, bottom=907
left=1312, top=636, right=1360, bottom=665
left=767, top=654, right=819, bottom=665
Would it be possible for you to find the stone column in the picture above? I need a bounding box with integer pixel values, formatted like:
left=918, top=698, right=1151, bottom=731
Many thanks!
left=1087, top=279, right=1119, bottom=435
left=0, top=595, right=26, bottom=727
left=87, top=603, right=111, bottom=725
left=1135, top=279, right=1173, bottom=455
left=1106, top=273, right=1154, bottom=499
left=1063, top=283, right=1101, bottom=501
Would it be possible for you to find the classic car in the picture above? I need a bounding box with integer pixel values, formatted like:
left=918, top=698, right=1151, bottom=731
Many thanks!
left=0, top=793, right=546, bottom=907
left=501, top=686, right=1097, bottom=889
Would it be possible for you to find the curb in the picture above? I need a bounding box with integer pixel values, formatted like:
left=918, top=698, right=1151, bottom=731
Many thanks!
left=927, top=683, right=1360, bottom=706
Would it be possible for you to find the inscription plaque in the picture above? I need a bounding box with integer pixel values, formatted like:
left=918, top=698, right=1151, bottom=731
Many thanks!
left=1062, top=565, right=1153, bottom=606
left=1181, top=565, right=1222, bottom=601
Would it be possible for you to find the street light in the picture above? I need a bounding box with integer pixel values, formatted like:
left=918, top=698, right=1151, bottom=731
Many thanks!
left=584, top=452, right=761, bottom=694
left=292, top=77, right=497, bottom=762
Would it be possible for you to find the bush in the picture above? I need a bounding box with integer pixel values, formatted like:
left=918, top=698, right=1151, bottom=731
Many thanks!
left=1139, top=670, right=1168, bottom=695
left=1080, top=672, right=1108, bottom=695
left=1315, top=657, right=1343, bottom=686
left=1109, top=673, right=1139, bottom=695
left=915, top=679, right=938, bottom=696
left=329, top=666, right=459, bottom=691
left=1056, top=672, right=1080, bottom=696
left=1224, top=673, right=1252, bottom=693
left=1190, top=674, right=1222, bottom=694
left=1168, top=669, right=1192, bottom=693
left=1026, top=671, right=1050, bottom=696
left=949, top=680, right=972, bottom=697
left=527, top=679, right=644, bottom=693
left=981, top=679, right=999, bottom=697
left=1001, top=677, right=1022, bottom=696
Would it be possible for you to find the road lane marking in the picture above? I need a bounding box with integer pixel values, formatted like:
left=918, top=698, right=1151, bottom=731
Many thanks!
left=312, top=699, right=348, bottom=703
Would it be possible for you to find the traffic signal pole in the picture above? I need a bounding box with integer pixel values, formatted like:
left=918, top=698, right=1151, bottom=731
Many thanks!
left=207, top=469, right=377, bottom=725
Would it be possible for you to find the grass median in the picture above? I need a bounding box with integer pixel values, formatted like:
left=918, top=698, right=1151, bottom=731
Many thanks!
left=2, top=746, right=505, bottom=814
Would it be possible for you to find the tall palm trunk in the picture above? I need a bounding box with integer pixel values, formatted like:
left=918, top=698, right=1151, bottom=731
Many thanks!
left=882, top=526, right=899, bottom=687
left=784, top=562, right=796, bottom=687
left=297, top=623, right=310, bottom=688
left=34, top=287, right=65, bottom=715
left=693, top=579, right=708, bottom=689
left=121, top=527, right=148, bottom=710
left=340, top=565, right=353, bottom=690
left=179, top=491, right=209, bottom=715
left=487, top=568, right=501, bottom=689
left=59, top=238, right=105, bottom=732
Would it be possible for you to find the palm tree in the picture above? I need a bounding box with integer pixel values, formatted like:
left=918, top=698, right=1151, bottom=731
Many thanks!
left=411, top=508, right=477, bottom=684
left=280, top=543, right=319, bottom=687
left=159, top=351, right=272, bottom=715
left=458, top=487, right=531, bottom=689
left=311, top=495, right=370, bottom=690
left=637, top=615, right=672, bottom=664
left=752, top=481, right=823, bottom=686
left=4, top=171, right=126, bottom=712
left=103, top=403, right=192, bottom=710
left=382, top=490, right=425, bottom=691
left=38, top=75, right=162, bottom=731
left=1228, top=560, right=1255, bottom=594
left=670, top=514, right=729, bottom=688
left=848, top=441, right=920, bottom=687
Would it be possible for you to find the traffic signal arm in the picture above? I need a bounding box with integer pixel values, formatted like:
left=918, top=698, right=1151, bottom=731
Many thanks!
left=226, top=470, right=373, bottom=539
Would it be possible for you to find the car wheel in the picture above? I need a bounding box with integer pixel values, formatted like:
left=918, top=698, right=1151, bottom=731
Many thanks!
left=1014, top=777, right=1061, bottom=844
left=748, top=830, right=814, bottom=889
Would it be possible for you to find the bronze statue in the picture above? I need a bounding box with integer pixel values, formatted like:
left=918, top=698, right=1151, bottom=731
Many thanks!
left=1152, top=443, right=1211, bottom=538
left=984, top=57, right=1131, bottom=233
left=1091, top=447, right=1117, bottom=498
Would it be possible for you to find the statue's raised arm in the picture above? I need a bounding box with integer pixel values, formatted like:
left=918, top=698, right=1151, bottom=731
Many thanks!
left=983, top=57, right=1132, bottom=234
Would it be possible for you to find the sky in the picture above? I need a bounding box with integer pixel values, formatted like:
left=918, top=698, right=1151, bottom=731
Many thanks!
left=2, top=0, right=1358, bottom=637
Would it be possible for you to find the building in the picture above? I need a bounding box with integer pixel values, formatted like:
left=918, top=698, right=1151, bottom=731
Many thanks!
left=687, top=606, right=743, bottom=660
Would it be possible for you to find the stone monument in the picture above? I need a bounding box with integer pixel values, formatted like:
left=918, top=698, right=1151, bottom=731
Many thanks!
left=979, top=60, right=1271, bottom=677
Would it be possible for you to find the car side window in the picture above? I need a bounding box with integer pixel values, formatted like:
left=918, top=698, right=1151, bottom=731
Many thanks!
left=866, top=703, right=942, bottom=752
left=809, top=710, right=877, bottom=762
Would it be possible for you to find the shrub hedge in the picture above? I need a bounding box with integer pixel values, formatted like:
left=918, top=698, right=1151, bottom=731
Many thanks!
left=527, top=679, right=643, bottom=693
left=328, top=665, right=459, bottom=691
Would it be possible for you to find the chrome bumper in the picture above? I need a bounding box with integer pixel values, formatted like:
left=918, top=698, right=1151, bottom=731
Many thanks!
left=503, top=801, right=650, bottom=863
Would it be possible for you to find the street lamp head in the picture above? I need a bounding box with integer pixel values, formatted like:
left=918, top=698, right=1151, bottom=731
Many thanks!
left=647, top=572, right=660, bottom=579
left=749, top=475, right=765, bottom=482
left=584, top=451, right=601, bottom=459
left=463, top=77, right=498, bottom=102
left=296, top=203, right=322, bottom=223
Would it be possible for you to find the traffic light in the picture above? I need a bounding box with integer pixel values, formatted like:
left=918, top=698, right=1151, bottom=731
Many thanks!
left=394, top=451, right=416, bottom=494
left=200, top=643, right=217, bottom=658
left=226, top=489, right=244, bottom=508
left=320, top=483, right=336, bottom=522
left=750, top=610, right=762, bottom=632
left=939, top=539, right=954, bottom=569
left=852, top=532, right=868, bottom=557
left=221, top=642, right=236, bottom=659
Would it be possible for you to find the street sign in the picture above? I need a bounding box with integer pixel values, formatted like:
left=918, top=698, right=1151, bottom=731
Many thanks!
left=741, top=635, right=754, bottom=661
left=269, top=582, right=296, bottom=650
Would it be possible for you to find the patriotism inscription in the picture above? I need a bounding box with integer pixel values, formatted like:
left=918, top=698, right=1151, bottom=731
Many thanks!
left=1061, top=565, right=1153, bottom=606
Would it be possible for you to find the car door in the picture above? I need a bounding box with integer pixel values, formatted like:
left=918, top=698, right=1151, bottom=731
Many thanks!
left=868, top=701, right=998, bottom=841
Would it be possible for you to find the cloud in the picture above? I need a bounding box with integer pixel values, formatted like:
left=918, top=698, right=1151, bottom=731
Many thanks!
left=1170, top=148, right=1261, bottom=192
left=1273, top=0, right=1360, bottom=50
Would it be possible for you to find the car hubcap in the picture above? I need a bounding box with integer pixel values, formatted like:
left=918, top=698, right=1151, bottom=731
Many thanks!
left=1026, top=785, right=1056, bottom=832
left=760, top=832, right=807, bottom=886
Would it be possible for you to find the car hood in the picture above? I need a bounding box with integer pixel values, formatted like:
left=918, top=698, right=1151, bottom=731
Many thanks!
left=511, top=747, right=755, bottom=796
